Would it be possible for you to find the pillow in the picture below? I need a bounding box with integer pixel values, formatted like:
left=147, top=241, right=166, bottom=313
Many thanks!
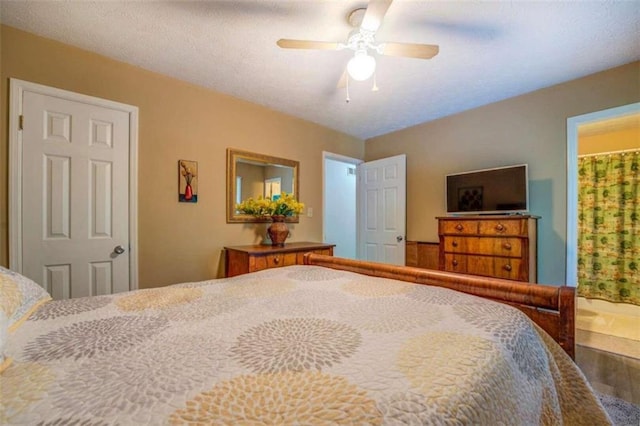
left=0, top=266, right=52, bottom=333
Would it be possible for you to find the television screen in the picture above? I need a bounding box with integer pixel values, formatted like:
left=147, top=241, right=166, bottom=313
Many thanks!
left=445, top=164, right=529, bottom=214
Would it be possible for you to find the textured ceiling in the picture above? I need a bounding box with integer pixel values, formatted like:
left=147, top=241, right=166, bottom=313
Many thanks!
left=1, top=0, right=639, bottom=140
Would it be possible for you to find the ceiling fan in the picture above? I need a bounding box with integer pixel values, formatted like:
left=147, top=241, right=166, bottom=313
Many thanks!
left=276, top=0, right=439, bottom=90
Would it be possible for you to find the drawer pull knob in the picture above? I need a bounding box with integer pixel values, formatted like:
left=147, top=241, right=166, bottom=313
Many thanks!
left=495, top=224, right=505, bottom=231
left=452, top=241, right=458, bottom=247
left=503, top=264, right=512, bottom=272
left=452, top=259, right=459, bottom=267
left=273, top=256, right=280, bottom=264
left=455, top=224, right=464, bottom=231
left=503, top=243, right=512, bottom=250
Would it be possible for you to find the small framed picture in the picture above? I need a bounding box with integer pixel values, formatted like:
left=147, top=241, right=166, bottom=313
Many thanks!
left=458, top=186, right=483, bottom=211
left=178, top=160, right=198, bottom=203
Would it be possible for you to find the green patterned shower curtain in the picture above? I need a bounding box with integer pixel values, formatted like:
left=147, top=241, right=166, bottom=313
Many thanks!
left=577, top=150, right=639, bottom=305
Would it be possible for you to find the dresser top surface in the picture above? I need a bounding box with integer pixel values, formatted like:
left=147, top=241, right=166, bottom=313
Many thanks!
left=436, top=214, right=540, bottom=220
left=224, top=241, right=335, bottom=255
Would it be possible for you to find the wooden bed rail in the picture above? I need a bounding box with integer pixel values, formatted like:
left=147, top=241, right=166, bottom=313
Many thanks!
left=303, top=253, right=575, bottom=359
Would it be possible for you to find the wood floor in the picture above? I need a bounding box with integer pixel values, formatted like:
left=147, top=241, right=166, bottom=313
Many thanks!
left=575, top=299, right=639, bottom=407
left=576, top=341, right=640, bottom=406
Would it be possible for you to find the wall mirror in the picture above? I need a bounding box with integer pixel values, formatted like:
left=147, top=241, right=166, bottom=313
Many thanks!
left=226, top=148, right=300, bottom=223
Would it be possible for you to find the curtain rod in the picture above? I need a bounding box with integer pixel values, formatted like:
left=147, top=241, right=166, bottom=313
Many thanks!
left=578, top=148, right=640, bottom=158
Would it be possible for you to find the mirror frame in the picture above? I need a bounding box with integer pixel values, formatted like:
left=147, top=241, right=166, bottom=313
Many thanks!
left=226, top=148, right=300, bottom=223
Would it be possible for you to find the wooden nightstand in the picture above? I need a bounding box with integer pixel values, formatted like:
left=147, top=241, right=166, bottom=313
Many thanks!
left=224, top=242, right=335, bottom=277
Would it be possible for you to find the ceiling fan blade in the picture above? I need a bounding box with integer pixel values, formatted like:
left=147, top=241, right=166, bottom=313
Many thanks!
left=277, top=39, right=340, bottom=50
left=361, top=0, right=393, bottom=32
left=380, top=42, right=439, bottom=59
left=336, top=69, right=348, bottom=89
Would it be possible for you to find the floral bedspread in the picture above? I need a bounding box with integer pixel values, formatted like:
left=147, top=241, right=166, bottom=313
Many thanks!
left=2, top=265, right=610, bottom=425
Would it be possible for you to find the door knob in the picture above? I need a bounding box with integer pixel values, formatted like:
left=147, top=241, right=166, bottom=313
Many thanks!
left=114, top=245, right=125, bottom=255
left=396, top=236, right=404, bottom=242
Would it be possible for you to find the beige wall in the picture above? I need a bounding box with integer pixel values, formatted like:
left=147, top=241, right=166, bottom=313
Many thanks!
left=579, top=125, right=639, bottom=155
left=237, top=162, right=267, bottom=201
left=0, top=25, right=364, bottom=287
left=3, top=25, right=638, bottom=288
left=365, top=61, right=640, bottom=285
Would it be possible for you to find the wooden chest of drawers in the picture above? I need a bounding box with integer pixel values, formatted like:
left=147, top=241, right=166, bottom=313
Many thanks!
left=224, top=242, right=335, bottom=277
left=437, top=216, right=538, bottom=282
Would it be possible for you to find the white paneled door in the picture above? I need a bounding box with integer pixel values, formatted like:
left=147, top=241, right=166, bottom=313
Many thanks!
left=16, top=84, right=135, bottom=299
left=357, top=154, right=406, bottom=265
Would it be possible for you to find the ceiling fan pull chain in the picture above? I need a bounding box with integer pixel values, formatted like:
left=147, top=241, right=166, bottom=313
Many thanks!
left=372, top=72, right=379, bottom=92
left=346, top=75, right=351, bottom=103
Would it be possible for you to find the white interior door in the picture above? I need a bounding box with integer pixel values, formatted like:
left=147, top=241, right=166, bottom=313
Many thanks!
left=357, top=154, right=406, bottom=265
left=12, top=81, right=136, bottom=299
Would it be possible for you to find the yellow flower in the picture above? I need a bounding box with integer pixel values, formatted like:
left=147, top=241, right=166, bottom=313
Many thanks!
left=236, top=192, right=304, bottom=217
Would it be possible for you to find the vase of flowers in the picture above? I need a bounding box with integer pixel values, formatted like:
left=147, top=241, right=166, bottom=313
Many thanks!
left=236, top=192, right=304, bottom=246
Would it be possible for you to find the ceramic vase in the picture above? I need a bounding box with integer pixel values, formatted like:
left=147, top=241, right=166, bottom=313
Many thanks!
left=267, top=215, right=289, bottom=246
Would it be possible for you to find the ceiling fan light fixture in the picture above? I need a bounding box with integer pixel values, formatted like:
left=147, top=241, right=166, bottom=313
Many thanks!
left=347, top=50, right=376, bottom=81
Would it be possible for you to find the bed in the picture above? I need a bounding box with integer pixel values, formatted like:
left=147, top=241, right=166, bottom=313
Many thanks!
left=1, top=255, right=611, bottom=425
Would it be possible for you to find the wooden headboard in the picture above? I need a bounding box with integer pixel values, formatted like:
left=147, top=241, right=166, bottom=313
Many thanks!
left=303, top=253, right=575, bottom=359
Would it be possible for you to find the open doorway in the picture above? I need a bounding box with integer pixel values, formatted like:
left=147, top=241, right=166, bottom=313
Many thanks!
left=566, top=103, right=639, bottom=403
left=323, top=152, right=407, bottom=265
left=322, top=152, right=362, bottom=259
left=566, top=102, right=640, bottom=286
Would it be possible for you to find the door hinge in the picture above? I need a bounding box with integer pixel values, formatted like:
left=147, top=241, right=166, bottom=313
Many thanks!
left=19, top=115, right=24, bottom=130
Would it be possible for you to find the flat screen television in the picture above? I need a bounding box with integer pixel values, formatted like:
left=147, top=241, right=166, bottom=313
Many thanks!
left=445, top=164, right=529, bottom=215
